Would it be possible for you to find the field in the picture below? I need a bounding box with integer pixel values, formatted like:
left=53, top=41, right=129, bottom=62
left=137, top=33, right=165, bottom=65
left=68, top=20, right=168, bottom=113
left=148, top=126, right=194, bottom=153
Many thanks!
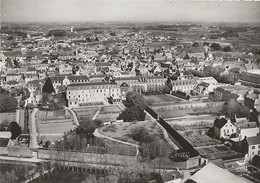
left=143, top=94, right=182, bottom=105
left=96, top=105, right=122, bottom=122
left=99, top=120, right=165, bottom=145
left=73, top=106, right=98, bottom=120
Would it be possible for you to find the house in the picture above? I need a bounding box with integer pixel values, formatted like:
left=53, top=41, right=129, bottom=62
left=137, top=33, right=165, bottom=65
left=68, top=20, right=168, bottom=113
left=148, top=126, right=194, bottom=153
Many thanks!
left=193, top=82, right=210, bottom=95
left=244, top=91, right=260, bottom=112
left=171, top=75, right=197, bottom=94
left=185, top=163, right=251, bottom=183
left=27, top=79, right=44, bottom=93
left=6, top=73, right=23, bottom=82
left=59, top=64, right=73, bottom=75
left=213, top=118, right=237, bottom=139
left=245, top=135, right=260, bottom=162
left=186, top=52, right=205, bottom=60
left=238, top=72, right=260, bottom=88
left=194, top=77, right=218, bottom=93
left=115, top=76, right=167, bottom=93
left=237, top=121, right=259, bottom=140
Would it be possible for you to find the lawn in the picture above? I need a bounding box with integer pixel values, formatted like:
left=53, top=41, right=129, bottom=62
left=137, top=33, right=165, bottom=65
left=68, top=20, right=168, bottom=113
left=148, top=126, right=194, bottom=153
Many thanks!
left=99, top=120, right=165, bottom=145
left=99, top=105, right=121, bottom=114
left=155, top=108, right=195, bottom=119
left=96, top=105, right=122, bottom=122
left=73, top=106, right=98, bottom=120
left=143, top=94, right=182, bottom=105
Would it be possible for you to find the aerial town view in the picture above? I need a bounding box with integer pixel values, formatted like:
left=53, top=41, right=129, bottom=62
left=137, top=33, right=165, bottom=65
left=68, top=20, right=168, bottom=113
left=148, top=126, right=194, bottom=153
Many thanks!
left=0, top=0, right=260, bottom=183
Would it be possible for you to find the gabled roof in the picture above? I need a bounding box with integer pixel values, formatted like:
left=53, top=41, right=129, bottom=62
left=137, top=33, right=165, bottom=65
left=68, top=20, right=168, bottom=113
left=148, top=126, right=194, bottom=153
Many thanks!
left=214, top=118, right=228, bottom=129
left=187, top=163, right=251, bottom=183
left=247, top=136, right=260, bottom=146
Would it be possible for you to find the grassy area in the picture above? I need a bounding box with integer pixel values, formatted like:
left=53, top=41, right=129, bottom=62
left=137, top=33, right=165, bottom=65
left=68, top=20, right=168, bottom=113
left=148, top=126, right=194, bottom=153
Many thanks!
left=155, top=108, right=195, bottom=118
left=96, top=105, right=122, bottom=122
left=73, top=106, right=98, bottom=120
left=99, top=120, right=165, bottom=145
left=143, top=94, right=181, bottom=105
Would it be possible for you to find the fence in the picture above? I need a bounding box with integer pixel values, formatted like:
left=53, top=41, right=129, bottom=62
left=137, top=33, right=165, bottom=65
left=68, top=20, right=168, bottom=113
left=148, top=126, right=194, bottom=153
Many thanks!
left=37, top=148, right=137, bottom=166
left=145, top=107, right=200, bottom=158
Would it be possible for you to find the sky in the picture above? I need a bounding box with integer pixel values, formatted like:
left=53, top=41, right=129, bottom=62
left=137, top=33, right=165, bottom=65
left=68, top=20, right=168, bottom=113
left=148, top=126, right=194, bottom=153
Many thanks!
left=1, top=0, right=260, bottom=23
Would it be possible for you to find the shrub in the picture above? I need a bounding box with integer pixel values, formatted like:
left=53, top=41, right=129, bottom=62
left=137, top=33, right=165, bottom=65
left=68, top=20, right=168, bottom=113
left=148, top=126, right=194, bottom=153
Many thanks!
left=129, top=127, right=154, bottom=143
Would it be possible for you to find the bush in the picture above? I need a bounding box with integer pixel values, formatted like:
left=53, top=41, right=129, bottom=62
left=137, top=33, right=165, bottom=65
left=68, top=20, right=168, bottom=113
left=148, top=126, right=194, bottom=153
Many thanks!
left=129, top=127, right=154, bottom=143
left=102, top=125, right=117, bottom=132
left=0, top=94, right=18, bottom=112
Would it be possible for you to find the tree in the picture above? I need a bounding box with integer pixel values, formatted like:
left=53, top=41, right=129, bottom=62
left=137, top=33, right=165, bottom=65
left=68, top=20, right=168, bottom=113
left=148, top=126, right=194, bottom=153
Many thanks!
left=210, top=43, right=221, bottom=51
left=222, top=99, right=241, bottom=120
left=94, top=119, right=103, bottom=128
left=192, top=42, right=199, bottom=47
left=0, top=170, right=18, bottom=183
left=10, top=121, right=21, bottom=140
left=123, top=92, right=147, bottom=108
left=222, top=46, right=232, bottom=52
left=0, top=94, right=18, bottom=112
left=42, top=78, right=55, bottom=94
left=76, top=119, right=96, bottom=138
left=108, top=96, right=113, bottom=104
left=129, top=127, right=154, bottom=143
left=117, top=105, right=146, bottom=122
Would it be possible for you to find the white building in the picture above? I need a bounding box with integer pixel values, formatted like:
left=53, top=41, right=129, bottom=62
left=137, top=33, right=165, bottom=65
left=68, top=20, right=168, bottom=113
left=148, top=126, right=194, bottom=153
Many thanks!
left=66, top=82, right=121, bottom=108
left=213, top=118, right=237, bottom=139
left=246, top=136, right=260, bottom=161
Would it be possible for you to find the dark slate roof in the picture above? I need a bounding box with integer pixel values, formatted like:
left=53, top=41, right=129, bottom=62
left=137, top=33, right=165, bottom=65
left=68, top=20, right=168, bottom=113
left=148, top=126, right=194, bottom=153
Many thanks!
left=215, top=87, right=225, bottom=93
left=247, top=136, right=260, bottom=146
left=214, top=118, right=228, bottom=129
left=0, top=138, right=9, bottom=147
left=68, top=82, right=117, bottom=87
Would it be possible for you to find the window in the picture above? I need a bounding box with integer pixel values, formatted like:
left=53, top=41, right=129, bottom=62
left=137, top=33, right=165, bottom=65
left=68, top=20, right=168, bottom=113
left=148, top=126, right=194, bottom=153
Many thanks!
left=252, top=146, right=255, bottom=149
left=252, top=151, right=254, bottom=155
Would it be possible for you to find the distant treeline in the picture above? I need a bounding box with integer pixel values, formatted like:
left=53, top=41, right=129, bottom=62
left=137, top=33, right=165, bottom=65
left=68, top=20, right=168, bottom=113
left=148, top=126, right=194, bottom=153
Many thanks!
left=47, top=29, right=67, bottom=37
left=74, top=27, right=110, bottom=32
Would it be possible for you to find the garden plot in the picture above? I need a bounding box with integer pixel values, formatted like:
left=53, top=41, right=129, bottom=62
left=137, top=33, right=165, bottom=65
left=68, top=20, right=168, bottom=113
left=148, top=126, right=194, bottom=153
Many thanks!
left=96, top=105, right=122, bottom=122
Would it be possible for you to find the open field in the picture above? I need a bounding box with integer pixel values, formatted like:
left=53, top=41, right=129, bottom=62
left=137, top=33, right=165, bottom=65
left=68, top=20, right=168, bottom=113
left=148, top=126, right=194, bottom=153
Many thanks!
left=143, top=94, right=182, bottom=105
left=99, top=120, right=165, bottom=145
left=155, top=108, right=195, bottom=118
